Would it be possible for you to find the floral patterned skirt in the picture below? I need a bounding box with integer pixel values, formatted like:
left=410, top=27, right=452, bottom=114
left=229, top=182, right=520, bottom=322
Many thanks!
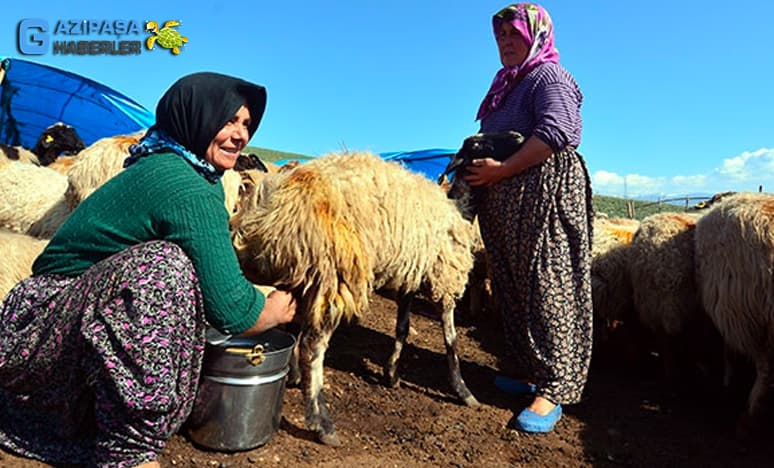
left=478, top=149, right=594, bottom=405
left=0, top=241, right=206, bottom=467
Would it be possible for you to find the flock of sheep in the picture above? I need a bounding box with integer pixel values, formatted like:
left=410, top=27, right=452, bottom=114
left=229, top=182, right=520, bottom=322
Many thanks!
left=593, top=193, right=774, bottom=435
left=2, top=127, right=773, bottom=444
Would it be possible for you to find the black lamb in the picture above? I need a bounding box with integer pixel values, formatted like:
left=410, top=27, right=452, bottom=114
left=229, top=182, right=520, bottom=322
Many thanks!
left=30, top=122, right=86, bottom=165
left=441, top=130, right=525, bottom=221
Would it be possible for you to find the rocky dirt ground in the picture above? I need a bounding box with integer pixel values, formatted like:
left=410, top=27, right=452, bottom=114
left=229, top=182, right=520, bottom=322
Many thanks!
left=1, top=293, right=771, bottom=467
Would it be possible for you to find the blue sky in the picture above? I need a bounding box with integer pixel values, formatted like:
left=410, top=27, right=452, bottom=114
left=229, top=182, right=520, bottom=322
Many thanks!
left=1, top=1, right=773, bottom=199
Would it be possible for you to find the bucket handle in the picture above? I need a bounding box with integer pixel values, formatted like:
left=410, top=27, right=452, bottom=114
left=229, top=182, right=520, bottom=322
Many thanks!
left=225, top=343, right=265, bottom=366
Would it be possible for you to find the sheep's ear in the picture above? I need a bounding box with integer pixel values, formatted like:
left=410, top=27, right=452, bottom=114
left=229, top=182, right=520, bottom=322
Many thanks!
left=44, top=134, right=55, bottom=147
left=507, top=130, right=525, bottom=143
left=249, top=154, right=269, bottom=172
left=442, top=152, right=466, bottom=176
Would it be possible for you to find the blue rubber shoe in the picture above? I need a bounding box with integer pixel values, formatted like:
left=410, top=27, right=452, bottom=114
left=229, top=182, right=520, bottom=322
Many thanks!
left=494, top=375, right=537, bottom=395
left=514, top=404, right=562, bottom=433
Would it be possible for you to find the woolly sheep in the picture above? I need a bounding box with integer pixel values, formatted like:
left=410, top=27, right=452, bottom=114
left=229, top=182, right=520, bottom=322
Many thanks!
left=1, top=130, right=144, bottom=239
left=231, top=151, right=479, bottom=446
left=630, top=212, right=701, bottom=336
left=0, top=161, right=71, bottom=238
left=423, top=172, right=492, bottom=322
left=0, top=229, right=48, bottom=301
left=224, top=152, right=301, bottom=218
left=0, top=132, right=172, bottom=240
left=629, top=212, right=721, bottom=383
left=221, top=167, right=274, bottom=218
left=695, top=191, right=774, bottom=428
left=64, top=130, right=145, bottom=209
left=47, top=155, right=79, bottom=175
left=221, top=169, right=246, bottom=217
left=461, top=217, right=493, bottom=321
left=589, top=215, right=645, bottom=365
left=591, top=215, right=640, bottom=324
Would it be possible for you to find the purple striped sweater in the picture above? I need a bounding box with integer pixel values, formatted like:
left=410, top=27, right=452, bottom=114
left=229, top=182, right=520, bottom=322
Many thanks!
left=480, top=62, right=583, bottom=153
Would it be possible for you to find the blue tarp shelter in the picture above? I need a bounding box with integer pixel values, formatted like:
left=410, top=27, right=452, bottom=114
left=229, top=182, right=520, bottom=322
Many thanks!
left=275, top=148, right=456, bottom=182
left=0, top=57, right=154, bottom=149
left=380, top=148, right=455, bottom=182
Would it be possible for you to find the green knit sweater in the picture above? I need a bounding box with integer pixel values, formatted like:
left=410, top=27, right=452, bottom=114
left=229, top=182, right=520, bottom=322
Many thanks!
left=32, top=153, right=264, bottom=334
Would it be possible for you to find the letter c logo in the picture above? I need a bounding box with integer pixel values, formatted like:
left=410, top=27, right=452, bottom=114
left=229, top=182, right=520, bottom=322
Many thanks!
left=18, top=19, right=49, bottom=55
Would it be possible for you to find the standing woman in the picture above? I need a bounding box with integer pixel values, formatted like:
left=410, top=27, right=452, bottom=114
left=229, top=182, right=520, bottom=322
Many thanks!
left=464, top=3, right=593, bottom=433
left=0, top=72, right=296, bottom=467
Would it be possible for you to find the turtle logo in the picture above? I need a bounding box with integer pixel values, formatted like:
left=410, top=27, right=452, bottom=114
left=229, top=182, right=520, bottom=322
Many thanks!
left=145, top=20, right=188, bottom=55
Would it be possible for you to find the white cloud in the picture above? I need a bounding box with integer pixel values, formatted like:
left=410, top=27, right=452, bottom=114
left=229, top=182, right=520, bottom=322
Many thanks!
left=591, top=171, right=665, bottom=198
left=718, top=148, right=774, bottom=181
left=591, top=170, right=624, bottom=186
left=592, top=147, right=774, bottom=199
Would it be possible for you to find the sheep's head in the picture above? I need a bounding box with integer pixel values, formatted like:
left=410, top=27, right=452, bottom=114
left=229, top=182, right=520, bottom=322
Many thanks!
left=440, top=130, right=525, bottom=222
left=444, top=130, right=525, bottom=175
left=230, top=172, right=285, bottom=283
left=0, top=144, right=24, bottom=162
left=31, top=122, right=86, bottom=166
left=690, top=191, right=737, bottom=211
left=234, top=152, right=269, bottom=172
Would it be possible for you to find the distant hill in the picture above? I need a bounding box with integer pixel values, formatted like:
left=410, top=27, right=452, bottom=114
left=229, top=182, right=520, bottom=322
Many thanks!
left=243, top=146, right=313, bottom=164
left=593, top=194, right=701, bottom=220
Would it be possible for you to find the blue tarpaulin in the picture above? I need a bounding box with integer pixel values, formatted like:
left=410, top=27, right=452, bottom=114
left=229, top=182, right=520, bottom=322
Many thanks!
left=276, top=148, right=457, bottom=182
left=380, top=148, right=455, bottom=182
left=0, top=57, right=155, bottom=149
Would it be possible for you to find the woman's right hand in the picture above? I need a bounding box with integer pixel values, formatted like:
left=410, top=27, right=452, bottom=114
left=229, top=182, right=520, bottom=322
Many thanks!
left=242, top=289, right=297, bottom=335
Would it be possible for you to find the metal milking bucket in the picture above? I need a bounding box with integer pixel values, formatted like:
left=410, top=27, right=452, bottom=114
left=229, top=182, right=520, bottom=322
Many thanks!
left=187, top=327, right=296, bottom=451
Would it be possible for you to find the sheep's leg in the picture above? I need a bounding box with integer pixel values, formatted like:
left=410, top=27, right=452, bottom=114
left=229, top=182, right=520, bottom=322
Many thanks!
left=736, top=350, right=773, bottom=438
left=440, top=295, right=479, bottom=407
left=384, top=292, right=414, bottom=387
left=287, top=330, right=302, bottom=387
left=285, top=321, right=302, bottom=387
left=300, top=320, right=342, bottom=447
left=747, top=353, right=772, bottom=416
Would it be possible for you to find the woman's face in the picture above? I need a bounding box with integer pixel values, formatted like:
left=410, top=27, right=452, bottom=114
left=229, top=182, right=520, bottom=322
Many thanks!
left=205, top=104, right=251, bottom=171
left=496, top=22, right=529, bottom=67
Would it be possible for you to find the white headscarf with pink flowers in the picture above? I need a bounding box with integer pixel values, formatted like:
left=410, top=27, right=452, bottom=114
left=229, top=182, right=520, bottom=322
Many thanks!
left=476, top=3, right=560, bottom=121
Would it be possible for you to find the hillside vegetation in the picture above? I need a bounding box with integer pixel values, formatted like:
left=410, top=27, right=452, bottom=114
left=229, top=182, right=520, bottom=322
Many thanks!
left=244, top=146, right=313, bottom=164
left=592, top=194, right=696, bottom=220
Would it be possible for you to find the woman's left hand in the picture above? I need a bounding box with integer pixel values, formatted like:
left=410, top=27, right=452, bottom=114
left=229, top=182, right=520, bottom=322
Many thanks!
left=462, top=158, right=507, bottom=187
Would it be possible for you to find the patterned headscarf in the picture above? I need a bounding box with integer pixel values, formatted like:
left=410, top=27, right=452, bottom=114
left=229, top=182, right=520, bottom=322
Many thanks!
left=126, top=72, right=267, bottom=182
left=475, top=3, right=559, bottom=121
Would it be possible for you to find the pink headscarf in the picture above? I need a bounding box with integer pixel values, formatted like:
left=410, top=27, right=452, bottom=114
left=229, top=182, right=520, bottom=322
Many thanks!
left=476, top=3, right=560, bottom=121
